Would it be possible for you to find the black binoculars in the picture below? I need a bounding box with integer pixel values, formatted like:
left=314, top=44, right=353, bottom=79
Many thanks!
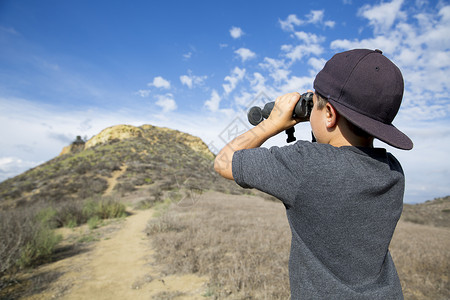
left=247, top=92, right=314, bottom=143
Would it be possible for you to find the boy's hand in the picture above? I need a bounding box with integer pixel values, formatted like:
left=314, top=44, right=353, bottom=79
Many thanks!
left=265, top=92, right=302, bottom=132
left=214, top=91, right=306, bottom=180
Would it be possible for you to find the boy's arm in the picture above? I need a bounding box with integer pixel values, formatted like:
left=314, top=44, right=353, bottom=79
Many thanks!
left=214, top=92, right=302, bottom=180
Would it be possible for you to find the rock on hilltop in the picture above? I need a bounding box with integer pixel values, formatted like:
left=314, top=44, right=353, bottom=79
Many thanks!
left=60, top=124, right=214, bottom=160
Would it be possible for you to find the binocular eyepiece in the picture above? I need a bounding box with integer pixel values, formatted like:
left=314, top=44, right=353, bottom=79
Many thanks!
left=247, top=92, right=314, bottom=143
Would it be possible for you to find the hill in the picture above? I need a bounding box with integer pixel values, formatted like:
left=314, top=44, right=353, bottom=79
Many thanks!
left=0, top=124, right=246, bottom=210
left=401, top=196, right=450, bottom=228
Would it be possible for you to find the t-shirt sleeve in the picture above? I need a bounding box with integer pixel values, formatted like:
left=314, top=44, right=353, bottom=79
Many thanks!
left=232, top=145, right=299, bottom=206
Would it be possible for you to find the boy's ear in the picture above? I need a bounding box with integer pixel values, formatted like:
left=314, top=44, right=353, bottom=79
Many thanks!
left=325, top=103, right=339, bottom=128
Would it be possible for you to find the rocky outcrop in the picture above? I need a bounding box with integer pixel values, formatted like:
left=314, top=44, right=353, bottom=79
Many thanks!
left=60, top=124, right=214, bottom=159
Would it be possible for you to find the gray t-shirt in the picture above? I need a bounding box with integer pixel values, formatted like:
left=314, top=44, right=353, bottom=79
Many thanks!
left=232, top=141, right=404, bottom=299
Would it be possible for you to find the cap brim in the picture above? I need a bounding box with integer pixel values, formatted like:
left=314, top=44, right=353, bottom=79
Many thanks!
left=328, top=99, right=413, bottom=150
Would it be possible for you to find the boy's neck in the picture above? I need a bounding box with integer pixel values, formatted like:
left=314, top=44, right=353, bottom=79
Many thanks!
left=329, top=137, right=374, bottom=148
left=329, top=122, right=374, bottom=148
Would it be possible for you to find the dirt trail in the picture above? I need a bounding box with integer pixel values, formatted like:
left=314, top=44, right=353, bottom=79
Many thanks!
left=26, top=208, right=208, bottom=299
left=103, top=166, right=127, bottom=196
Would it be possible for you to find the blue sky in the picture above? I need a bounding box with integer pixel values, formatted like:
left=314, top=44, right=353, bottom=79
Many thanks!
left=0, top=0, right=449, bottom=203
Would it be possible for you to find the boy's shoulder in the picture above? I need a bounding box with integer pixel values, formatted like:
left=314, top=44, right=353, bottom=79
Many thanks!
left=271, top=141, right=402, bottom=172
left=280, top=140, right=383, bottom=157
left=237, top=140, right=399, bottom=173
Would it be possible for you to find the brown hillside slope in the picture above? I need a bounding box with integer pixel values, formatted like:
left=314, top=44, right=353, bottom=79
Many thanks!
left=402, top=195, right=450, bottom=228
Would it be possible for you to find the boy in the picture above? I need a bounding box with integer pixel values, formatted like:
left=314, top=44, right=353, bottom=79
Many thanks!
left=214, top=49, right=412, bottom=299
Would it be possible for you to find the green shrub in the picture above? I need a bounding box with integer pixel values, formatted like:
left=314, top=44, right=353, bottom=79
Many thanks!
left=0, top=207, right=62, bottom=277
left=35, top=207, right=58, bottom=229
left=82, top=198, right=98, bottom=219
left=96, top=199, right=126, bottom=219
left=56, top=201, right=87, bottom=227
left=17, top=225, right=62, bottom=268
left=0, top=195, right=127, bottom=277
left=0, top=210, right=30, bottom=276
left=114, top=182, right=136, bottom=194
left=65, top=217, right=78, bottom=229
left=83, top=196, right=127, bottom=220
left=87, top=216, right=102, bottom=230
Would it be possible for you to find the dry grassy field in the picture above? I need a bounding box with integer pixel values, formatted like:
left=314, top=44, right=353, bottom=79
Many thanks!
left=147, top=191, right=450, bottom=300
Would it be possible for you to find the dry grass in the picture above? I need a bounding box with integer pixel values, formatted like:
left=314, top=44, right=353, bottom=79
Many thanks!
left=147, top=191, right=450, bottom=300
left=146, top=192, right=291, bottom=299
left=390, top=220, right=450, bottom=299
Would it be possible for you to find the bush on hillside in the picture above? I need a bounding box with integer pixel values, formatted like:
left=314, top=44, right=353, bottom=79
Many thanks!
left=0, top=195, right=126, bottom=279
left=83, top=196, right=127, bottom=220
left=0, top=208, right=62, bottom=278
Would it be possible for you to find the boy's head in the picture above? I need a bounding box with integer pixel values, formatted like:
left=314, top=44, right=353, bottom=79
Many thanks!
left=313, top=49, right=413, bottom=150
left=314, top=92, right=372, bottom=140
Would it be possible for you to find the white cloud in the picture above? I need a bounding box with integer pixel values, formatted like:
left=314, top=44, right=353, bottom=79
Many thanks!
left=223, top=67, right=246, bottom=94
left=324, top=20, right=336, bottom=28
left=234, top=90, right=256, bottom=108
left=278, top=75, right=314, bottom=95
left=250, top=72, right=267, bottom=92
left=305, top=10, right=335, bottom=28
left=272, top=68, right=291, bottom=84
left=303, top=10, right=335, bottom=28
left=204, top=89, right=221, bottom=112
left=279, top=14, right=302, bottom=31
left=259, top=57, right=287, bottom=70
left=330, top=35, right=399, bottom=54
left=183, top=52, right=192, bottom=59
left=0, top=157, right=39, bottom=181
left=308, top=10, right=324, bottom=24
left=180, top=75, right=192, bottom=88
left=155, top=94, right=177, bottom=112
left=358, top=0, right=406, bottom=34
left=135, top=89, right=151, bottom=97
left=307, top=57, right=327, bottom=75
left=282, top=43, right=324, bottom=63
left=230, top=26, right=244, bottom=39
left=180, top=72, right=207, bottom=89
left=234, top=48, right=256, bottom=62
left=277, top=27, right=327, bottom=69
left=148, top=76, right=171, bottom=89
left=280, top=10, right=335, bottom=31
left=259, top=57, right=291, bottom=83
left=294, top=31, right=326, bottom=45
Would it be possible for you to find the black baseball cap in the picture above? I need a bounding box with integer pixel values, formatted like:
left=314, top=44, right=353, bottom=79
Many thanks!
left=313, top=49, right=413, bottom=150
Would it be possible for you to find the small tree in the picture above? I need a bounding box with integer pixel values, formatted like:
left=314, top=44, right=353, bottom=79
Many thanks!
left=72, top=136, right=85, bottom=145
